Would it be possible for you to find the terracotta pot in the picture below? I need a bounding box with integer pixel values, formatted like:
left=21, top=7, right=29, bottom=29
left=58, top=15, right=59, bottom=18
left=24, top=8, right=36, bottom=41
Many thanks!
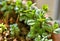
left=51, top=33, right=60, bottom=41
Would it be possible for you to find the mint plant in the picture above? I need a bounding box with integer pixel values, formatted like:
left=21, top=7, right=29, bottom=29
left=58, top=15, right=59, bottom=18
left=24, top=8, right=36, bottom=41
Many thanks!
left=0, top=0, right=59, bottom=41
left=10, top=23, right=20, bottom=37
left=0, top=23, right=7, bottom=34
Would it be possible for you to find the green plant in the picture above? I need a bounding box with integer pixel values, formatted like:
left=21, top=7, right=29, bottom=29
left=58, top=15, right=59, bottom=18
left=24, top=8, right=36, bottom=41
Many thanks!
left=10, top=23, right=20, bottom=37
left=0, top=0, right=59, bottom=41
left=0, top=23, right=7, bottom=34
left=53, top=28, right=60, bottom=34
left=42, top=4, right=48, bottom=12
left=27, top=10, right=58, bottom=41
left=25, top=4, right=59, bottom=41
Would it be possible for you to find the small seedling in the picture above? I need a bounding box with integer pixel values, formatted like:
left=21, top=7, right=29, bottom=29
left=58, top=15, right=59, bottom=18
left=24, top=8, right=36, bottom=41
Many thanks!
left=10, top=23, right=20, bottom=37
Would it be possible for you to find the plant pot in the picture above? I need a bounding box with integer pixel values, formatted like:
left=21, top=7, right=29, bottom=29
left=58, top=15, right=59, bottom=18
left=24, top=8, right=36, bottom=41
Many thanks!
left=51, top=33, right=60, bottom=41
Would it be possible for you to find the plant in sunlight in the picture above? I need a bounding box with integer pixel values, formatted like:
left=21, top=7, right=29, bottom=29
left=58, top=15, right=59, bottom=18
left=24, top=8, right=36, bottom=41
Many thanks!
left=0, top=0, right=59, bottom=41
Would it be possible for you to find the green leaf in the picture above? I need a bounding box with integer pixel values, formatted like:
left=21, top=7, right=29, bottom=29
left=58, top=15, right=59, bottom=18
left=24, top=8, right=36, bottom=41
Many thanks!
left=34, top=35, right=41, bottom=41
left=0, top=23, right=7, bottom=33
left=26, top=1, right=32, bottom=7
left=53, top=22, right=59, bottom=29
left=42, top=4, right=48, bottom=12
left=27, top=32, right=36, bottom=38
left=10, top=24, right=20, bottom=37
left=27, top=20, right=35, bottom=25
left=16, top=0, right=22, bottom=8
left=53, top=28, right=60, bottom=34
left=2, top=1, right=6, bottom=6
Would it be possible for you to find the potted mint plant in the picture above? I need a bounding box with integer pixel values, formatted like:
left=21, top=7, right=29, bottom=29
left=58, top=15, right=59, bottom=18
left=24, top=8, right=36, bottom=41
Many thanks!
left=0, top=0, right=59, bottom=41
left=52, top=28, right=60, bottom=41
